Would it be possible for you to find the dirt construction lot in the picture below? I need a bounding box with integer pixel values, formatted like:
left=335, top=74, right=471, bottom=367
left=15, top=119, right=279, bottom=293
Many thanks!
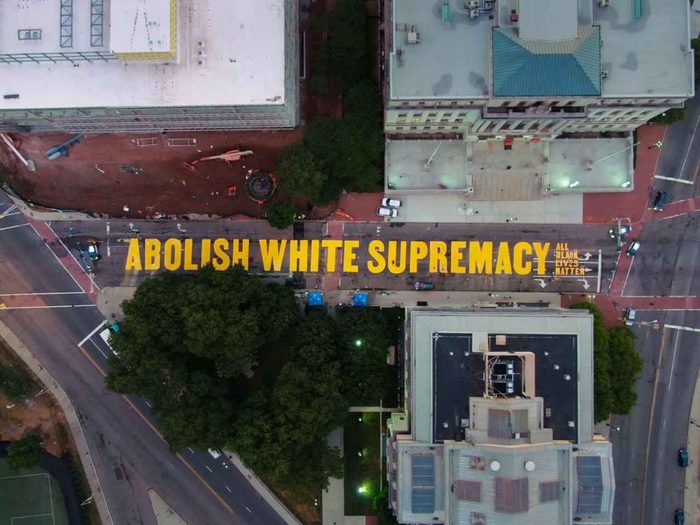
left=1, top=130, right=303, bottom=218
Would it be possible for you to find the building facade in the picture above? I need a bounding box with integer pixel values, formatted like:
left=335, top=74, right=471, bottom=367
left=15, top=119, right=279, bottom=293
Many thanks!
left=383, top=0, right=694, bottom=140
left=0, top=0, right=299, bottom=133
left=387, top=308, right=615, bottom=524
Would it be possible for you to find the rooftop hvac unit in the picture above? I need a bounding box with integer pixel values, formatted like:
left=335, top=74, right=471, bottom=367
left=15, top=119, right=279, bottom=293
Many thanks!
left=523, top=134, right=533, bottom=140
left=494, top=135, right=505, bottom=141
left=407, top=31, right=421, bottom=44
left=469, top=8, right=480, bottom=19
left=599, top=0, right=609, bottom=6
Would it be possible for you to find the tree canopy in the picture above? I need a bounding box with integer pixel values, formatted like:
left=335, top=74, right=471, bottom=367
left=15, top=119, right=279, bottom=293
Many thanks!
left=265, top=201, right=297, bottom=229
left=570, top=302, right=642, bottom=422
left=106, top=267, right=396, bottom=497
left=7, top=433, right=43, bottom=470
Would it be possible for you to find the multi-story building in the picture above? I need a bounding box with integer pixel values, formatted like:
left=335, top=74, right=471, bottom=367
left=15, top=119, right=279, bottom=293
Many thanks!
left=387, top=308, right=615, bottom=524
left=0, top=0, right=299, bottom=133
left=381, top=0, right=694, bottom=200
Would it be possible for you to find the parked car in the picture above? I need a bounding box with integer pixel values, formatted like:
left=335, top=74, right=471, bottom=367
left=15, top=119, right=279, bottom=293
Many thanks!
left=624, top=308, right=637, bottom=326
left=415, top=282, right=435, bottom=291
left=626, top=240, right=640, bottom=256
left=208, top=448, right=222, bottom=459
left=377, top=206, right=398, bottom=218
left=381, top=197, right=402, bottom=208
left=678, top=448, right=689, bottom=468
left=77, top=241, right=100, bottom=261
left=99, top=322, right=121, bottom=355
left=675, top=509, right=685, bottom=525
left=653, top=190, right=668, bottom=211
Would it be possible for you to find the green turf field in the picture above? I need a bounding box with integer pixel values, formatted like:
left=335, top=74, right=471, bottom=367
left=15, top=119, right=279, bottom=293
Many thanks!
left=0, top=458, right=68, bottom=525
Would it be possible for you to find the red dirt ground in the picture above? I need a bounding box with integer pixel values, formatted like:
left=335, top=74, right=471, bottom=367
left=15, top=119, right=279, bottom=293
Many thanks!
left=1, top=130, right=304, bottom=218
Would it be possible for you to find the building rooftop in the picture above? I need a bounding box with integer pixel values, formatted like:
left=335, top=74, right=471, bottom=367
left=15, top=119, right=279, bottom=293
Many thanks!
left=389, top=0, right=693, bottom=100
left=0, top=0, right=288, bottom=109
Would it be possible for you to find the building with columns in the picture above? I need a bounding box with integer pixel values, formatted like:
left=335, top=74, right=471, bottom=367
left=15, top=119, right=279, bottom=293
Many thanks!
left=381, top=0, right=694, bottom=200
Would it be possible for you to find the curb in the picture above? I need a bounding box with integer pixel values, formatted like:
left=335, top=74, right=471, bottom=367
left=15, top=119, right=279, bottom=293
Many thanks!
left=0, top=320, right=114, bottom=525
left=225, top=452, right=303, bottom=525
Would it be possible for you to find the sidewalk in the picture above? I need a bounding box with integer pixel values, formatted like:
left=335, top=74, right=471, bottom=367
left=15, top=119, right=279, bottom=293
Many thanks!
left=0, top=320, right=114, bottom=525
left=322, top=428, right=345, bottom=525
left=685, top=366, right=700, bottom=524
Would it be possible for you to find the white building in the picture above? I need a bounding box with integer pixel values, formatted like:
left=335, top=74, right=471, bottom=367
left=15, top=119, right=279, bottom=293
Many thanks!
left=387, top=309, right=615, bottom=525
left=0, top=0, right=299, bottom=132
left=382, top=0, right=695, bottom=197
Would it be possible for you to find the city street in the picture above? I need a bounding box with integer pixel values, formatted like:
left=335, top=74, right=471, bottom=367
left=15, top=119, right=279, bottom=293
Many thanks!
left=0, top=194, right=287, bottom=525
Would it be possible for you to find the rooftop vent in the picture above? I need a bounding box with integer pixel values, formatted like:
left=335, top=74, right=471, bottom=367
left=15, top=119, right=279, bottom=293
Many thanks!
left=524, top=460, right=536, bottom=472
left=490, top=460, right=501, bottom=472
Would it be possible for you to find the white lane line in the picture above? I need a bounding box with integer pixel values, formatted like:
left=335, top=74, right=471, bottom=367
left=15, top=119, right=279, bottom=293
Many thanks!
left=667, top=330, right=681, bottom=393
left=666, top=324, right=700, bottom=333
left=0, top=212, right=21, bottom=219
left=45, top=222, right=102, bottom=293
left=0, top=204, right=18, bottom=218
left=1, top=304, right=96, bottom=311
left=245, top=506, right=252, bottom=513
left=596, top=249, right=602, bottom=294
left=145, top=401, right=152, bottom=408
left=46, top=472, right=56, bottom=525
left=225, top=486, right=232, bottom=493
left=78, top=322, right=108, bottom=347
left=205, top=465, right=213, bottom=473
left=0, top=223, right=30, bottom=232
left=87, top=338, right=109, bottom=360
left=187, top=447, right=195, bottom=453
left=680, top=108, right=700, bottom=182
left=29, top=224, right=85, bottom=294
left=654, top=174, right=694, bottom=185
left=0, top=292, right=86, bottom=297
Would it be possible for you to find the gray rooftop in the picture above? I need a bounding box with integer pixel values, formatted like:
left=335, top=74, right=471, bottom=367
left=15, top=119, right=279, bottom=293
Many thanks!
left=389, top=0, right=694, bottom=100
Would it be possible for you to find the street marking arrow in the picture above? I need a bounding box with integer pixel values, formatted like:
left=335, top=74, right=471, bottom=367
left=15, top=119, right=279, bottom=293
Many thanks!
left=579, top=252, right=592, bottom=261
left=534, top=278, right=547, bottom=288
left=577, top=278, right=590, bottom=290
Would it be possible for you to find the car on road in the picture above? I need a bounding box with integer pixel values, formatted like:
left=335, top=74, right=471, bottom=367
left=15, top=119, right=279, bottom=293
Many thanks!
left=99, top=322, right=121, bottom=355
left=377, top=206, right=398, bottom=218
left=624, top=308, right=637, bottom=326
left=653, top=190, right=668, bottom=211
left=381, top=197, right=402, bottom=208
left=77, top=241, right=100, bottom=261
left=415, top=282, right=435, bottom=291
left=208, top=448, right=222, bottom=459
left=626, top=240, right=640, bottom=256
left=609, top=225, right=630, bottom=243
left=678, top=447, right=689, bottom=467
left=675, top=509, right=685, bottom=525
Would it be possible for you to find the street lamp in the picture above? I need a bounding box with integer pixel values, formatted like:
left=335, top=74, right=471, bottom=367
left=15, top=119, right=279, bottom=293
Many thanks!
left=354, top=339, right=363, bottom=348
left=569, top=181, right=580, bottom=188
left=621, top=180, right=631, bottom=188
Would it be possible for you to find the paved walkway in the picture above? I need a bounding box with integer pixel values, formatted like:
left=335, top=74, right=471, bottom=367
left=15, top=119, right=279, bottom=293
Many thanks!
left=322, top=428, right=345, bottom=525
left=685, top=366, right=700, bottom=525
left=0, top=320, right=114, bottom=525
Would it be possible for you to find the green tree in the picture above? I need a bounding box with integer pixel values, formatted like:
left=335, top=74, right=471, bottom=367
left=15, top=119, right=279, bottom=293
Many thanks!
left=106, top=266, right=299, bottom=449
left=336, top=308, right=392, bottom=404
left=0, top=366, right=30, bottom=400
left=6, top=433, right=43, bottom=470
left=276, top=143, right=327, bottom=202
left=265, top=201, right=296, bottom=229
left=651, top=105, right=687, bottom=125
left=328, top=0, right=370, bottom=92
left=608, top=326, right=643, bottom=414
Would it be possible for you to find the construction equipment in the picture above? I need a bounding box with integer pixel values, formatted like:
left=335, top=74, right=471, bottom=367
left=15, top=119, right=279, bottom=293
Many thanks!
left=183, top=149, right=253, bottom=172
left=45, top=134, right=83, bottom=160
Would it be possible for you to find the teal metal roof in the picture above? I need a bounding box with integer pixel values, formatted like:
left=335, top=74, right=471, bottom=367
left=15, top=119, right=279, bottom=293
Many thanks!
left=492, top=28, right=601, bottom=97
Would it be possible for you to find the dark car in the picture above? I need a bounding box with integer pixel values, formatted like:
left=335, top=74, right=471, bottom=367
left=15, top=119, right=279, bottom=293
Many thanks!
left=415, top=282, right=434, bottom=291
left=609, top=225, right=630, bottom=243
left=675, top=509, right=685, bottom=525
left=77, top=241, right=100, bottom=261
left=653, top=190, right=668, bottom=211
left=626, top=240, right=640, bottom=256
left=678, top=448, right=689, bottom=468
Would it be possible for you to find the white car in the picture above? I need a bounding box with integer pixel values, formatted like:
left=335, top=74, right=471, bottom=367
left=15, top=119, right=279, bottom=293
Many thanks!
left=377, top=206, right=398, bottom=218
left=208, top=448, right=222, bottom=459
left=381, top=197, right=402, bottom=208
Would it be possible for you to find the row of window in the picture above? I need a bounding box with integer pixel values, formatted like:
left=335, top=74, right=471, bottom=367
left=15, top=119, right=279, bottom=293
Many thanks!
left=396, top=112, right=469, bottom=119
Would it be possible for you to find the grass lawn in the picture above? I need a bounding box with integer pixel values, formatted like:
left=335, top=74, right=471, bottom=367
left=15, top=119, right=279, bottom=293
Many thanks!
left=0, top=458, right=69, bottom=525
left=344, top=412, right=385, bottom=516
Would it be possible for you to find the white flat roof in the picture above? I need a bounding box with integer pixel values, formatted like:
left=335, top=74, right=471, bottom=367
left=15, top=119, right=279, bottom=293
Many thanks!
left=596, top=0, right=694, bottom=97
left=110, top=0, right=172, bottom=54
left=519, top=0, right=578, bottom=41
left=0, top=0, right=287, bottom=109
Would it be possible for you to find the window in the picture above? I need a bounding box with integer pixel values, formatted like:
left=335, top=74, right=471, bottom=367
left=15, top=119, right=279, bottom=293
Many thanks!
left=539, top=481, right=561, bottom=503
left=458, top=112, right=467, bottom=117
left=412, top=113, right=422, bottom=118
left=398, top=113, right=408, bottom=118
left=428, top=112, right=437, bottom=117
left=409, top=126, right=417, bottom=130
left=455, top=118, right=463, bottom=123
left=444, top=112, right=453, bottom=117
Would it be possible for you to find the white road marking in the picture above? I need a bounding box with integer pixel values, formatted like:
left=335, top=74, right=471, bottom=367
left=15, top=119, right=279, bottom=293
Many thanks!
left=145, top=401, right=152, bottom=408
left=667, top=330, right=681, bottom=393
left=245, top=506, right=252, bottom=513
left=205, top=465, right=213, bottom=473
left=225, top=486, right=232, bottom=493
left=187, top=447, right=195, bottom=453
left=0, top=212, right=21, bottom=219
left=30, top=224, right=85, bottom=293
left=0, top=223, right=30, bottom=232
left=653, top=174, right=694, bottom=185
left=0, top=304, right=96, bottom=311
left=45, top=222, right=101, bottom=293
left=46, top=472, right=56, bottom=525
left=78, top=322, right=108, bottom=346
left=10, top=513, right=54, bottom=523
left=665, top=324, right=700, bottom=333
left=0, top=292, right=85, bottom=297
left=680, top=108, right=700, bottom=182
left=87, top=338, right=109, bottom=360
left=596, top=249, right=602, bottom=293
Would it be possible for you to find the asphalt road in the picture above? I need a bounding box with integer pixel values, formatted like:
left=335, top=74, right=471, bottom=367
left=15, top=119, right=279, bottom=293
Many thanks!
left=0, top=196, right=286, bottom=525
left=653, top=91, right=700, bottom=200
left=50, top=220, right=619, bottom=294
